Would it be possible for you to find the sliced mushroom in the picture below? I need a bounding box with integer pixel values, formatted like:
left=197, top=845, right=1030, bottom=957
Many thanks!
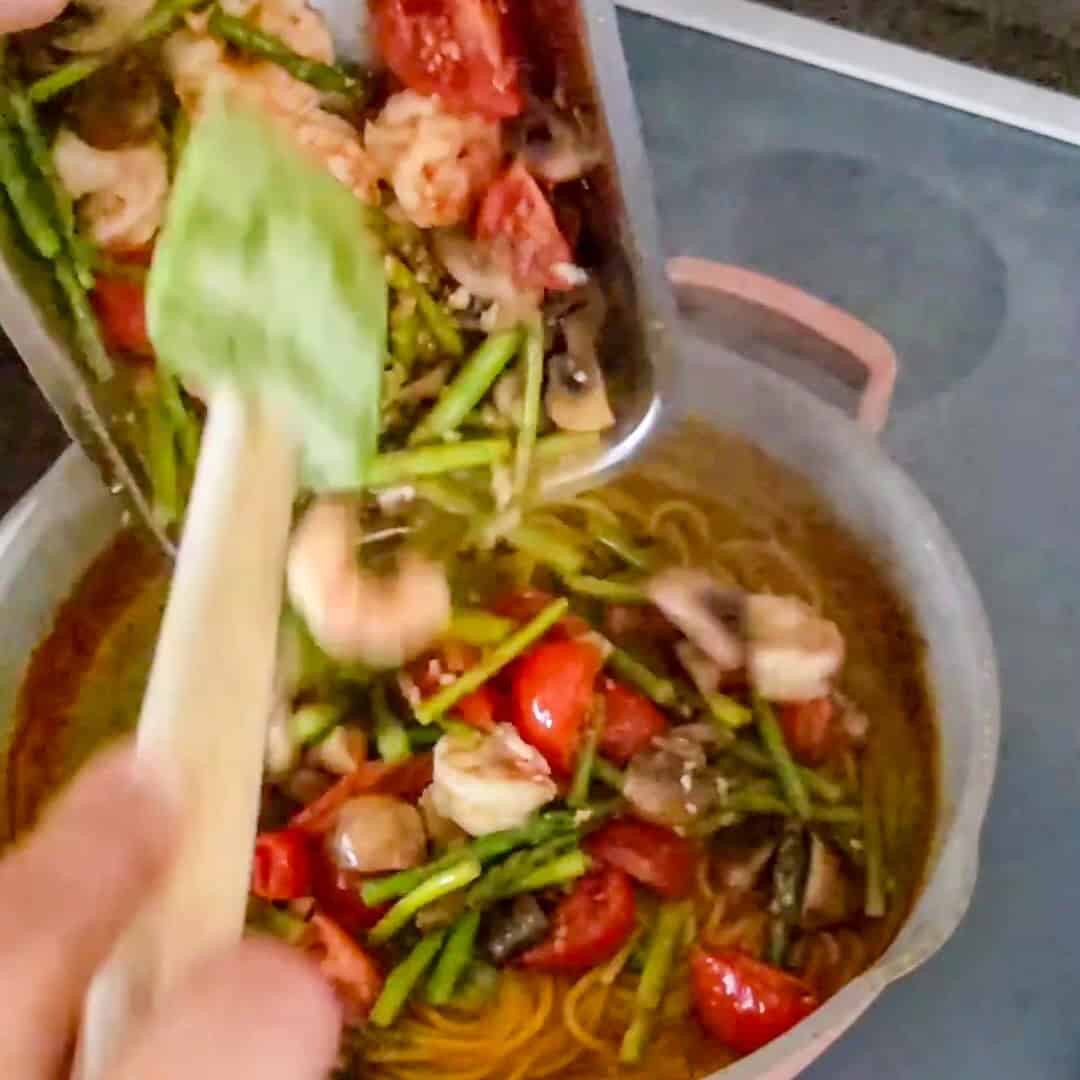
left=544, top=300, right=615, bottom=432
left=744, top=595, right=845, bottom=703
left=329, top=794, right=428, bottom=875
left=521, top=106, right=603, bottom=185
left=486, top=894, right=550, bottom=963
left=675, top=639, right=723, bottom=696
left=623, top=747, right=718, bottom=829
left=800, top=834, right=854, bottom=930
left=646, top=569, right=747, bottom=673
left=715, top=841, right=779, bottom=892
left=544, top=349, right=614, bottom=432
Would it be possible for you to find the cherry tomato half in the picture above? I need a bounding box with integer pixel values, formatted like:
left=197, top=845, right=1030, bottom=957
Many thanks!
left=511, top=638, right=603, bottom=776
left=311, top=856, right=390, bottom=934
left=455, top=684, right=502, bottom=731
left=475, top=162, right=575, bottom=292
left=251, top=828, right=314, bottom=901
left=91, top=275, right=151, bottom=356
left=519, top=866, right=636, bottom=971
left=690, top=947, right=819, bottom=1055
left=598, top=678, right=668, bottom=765
left=371, top=0, right=523, bottom=120
left=778, top=698, right=836, bottom=765
left=308, top=913, right=384, bottom=1020
left=586, top=819, right=696, bottom=899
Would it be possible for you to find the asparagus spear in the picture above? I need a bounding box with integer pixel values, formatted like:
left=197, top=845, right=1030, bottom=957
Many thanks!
left=371, top=929, right=449, bottom=1027
left=361, top=810, right=579, bottom=907
left=767, top=823, right=808, bottom=968
left=368, top=859, right=482, bottom=945
left=207, top=7, right=365, bottom=99
left=427, top=911, right=481, bottom=1005
left=409, top=328, right=523, bottom=445
left=753, top=693, right=811, bottom=819
left=414, top=598, right=568, bottom=724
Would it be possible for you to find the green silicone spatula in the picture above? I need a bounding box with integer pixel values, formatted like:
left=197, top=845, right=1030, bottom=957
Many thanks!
left=76, top=101, right=386, bottom=1078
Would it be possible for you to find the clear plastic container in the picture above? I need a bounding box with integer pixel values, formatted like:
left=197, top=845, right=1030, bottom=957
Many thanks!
left=0, top=335, right=999, bottom=1078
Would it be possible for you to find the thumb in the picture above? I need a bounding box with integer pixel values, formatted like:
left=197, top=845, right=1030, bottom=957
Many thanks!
left=0, top=745, right=176, bottom=1080
left=108, top=939, right=342, bottom=1080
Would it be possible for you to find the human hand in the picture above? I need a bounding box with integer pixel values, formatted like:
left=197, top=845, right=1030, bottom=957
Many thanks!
left=1, top=0, right=71, bottom=33
left=0, top=746, right=342, bottom=1079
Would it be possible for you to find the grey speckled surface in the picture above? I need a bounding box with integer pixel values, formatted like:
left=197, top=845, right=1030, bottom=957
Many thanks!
left=622, top=10, right=1078, bottom=1077
left=0, top=8, right=1078, bottom=1078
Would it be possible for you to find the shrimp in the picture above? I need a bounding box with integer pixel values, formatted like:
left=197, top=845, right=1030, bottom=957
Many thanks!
left=52, top=130, right=168, bottom=251
left=428, top=725, right=558, bottom=837
left=744, top=594, right=844, bottom=703
left=286, top=497, right=451, bottom=668
left=365, top=91, right=501, bottom=228
left=164, top=5, right=377, bottom=201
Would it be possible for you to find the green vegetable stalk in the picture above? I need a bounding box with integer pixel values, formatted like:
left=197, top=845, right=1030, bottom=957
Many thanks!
left=506, top=522, right=586, bottom=578
left=466, top=836, right=582, bottom=908
left=620, top=902, right=691, bottom=1064
left=414, top=598, right=569, bottom=724
left=362, top=811, right=578, bottom=907
left=409, top=328, right=523, bottom=445
left=373, top=681, right=410, bottom=763
left=368, top=859, right=482, bottom=945
left=606, top=648, right=677, bottom=707
left=513, top=316, right=544, bottom=497
left=371, top=929, right=449, bottom=1028
left=366, top=439, right=511, bottom=487
left=0, top=119, right=60, bottom=259
left=568, top=697, right=605, bottom=808
left=447, top=608, right=515, bottom=646
left=753, top=694, right=812, bottom=820
left=426, top=911, right=481, bottom=1005
left=767, top=823, right=807, bottom=967
left=386, top=256, right=463, bottom=358
left=562, top=574, right=647, bottom=604
left=207, top=7, right=364, bottom=98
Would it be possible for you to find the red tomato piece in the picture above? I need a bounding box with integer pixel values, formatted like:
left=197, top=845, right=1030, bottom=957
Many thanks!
left=778, top=698, right=836, bottom=765
left=585, top=819, right=696, bottom=899
left=371, top=0, right=522, bottom=120
left=690, top=948, right=819, bottom=1055
left=475, top=162, right=576, bottom=292
left=308, top=913, right=384, bottom=1020
left=598, top=678, right=668, bottom=765
left=454, top=684, right=501, bottom=731
left=519, top=867, right=636, bottom=971
left=91, top=275, right=151, bottom=356
left=511, top=639, right=603, bottom=776
left=291, top=754, right=433, bottom=834
left=311, top=856, right=390, bottom=934
left=251, top=828, right=313, bottom=901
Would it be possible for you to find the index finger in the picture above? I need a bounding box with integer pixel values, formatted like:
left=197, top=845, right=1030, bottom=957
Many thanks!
left=0, top=746, right=176, bottom=1080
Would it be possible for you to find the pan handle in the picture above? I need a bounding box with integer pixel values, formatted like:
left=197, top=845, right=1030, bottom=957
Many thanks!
left=666, top=256, right=898, bottom=435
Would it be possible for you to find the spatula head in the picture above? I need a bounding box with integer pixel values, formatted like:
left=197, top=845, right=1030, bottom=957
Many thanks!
left=147, top=100, right=387, bottom=491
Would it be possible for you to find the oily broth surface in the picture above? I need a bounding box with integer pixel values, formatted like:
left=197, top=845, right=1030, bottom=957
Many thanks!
left=4, top=423, right=936, bottom=1079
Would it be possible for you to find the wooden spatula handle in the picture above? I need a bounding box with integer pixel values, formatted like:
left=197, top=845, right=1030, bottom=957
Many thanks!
left=76, top=387, right=297, bottom=1079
